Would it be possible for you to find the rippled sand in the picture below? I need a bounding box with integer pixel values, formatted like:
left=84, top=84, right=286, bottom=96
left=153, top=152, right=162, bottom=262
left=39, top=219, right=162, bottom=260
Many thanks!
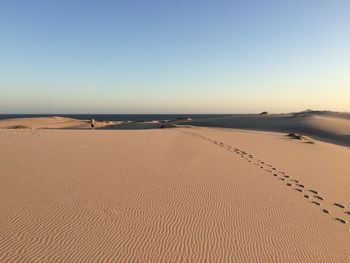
left=0, top=125, right=350, bottom=262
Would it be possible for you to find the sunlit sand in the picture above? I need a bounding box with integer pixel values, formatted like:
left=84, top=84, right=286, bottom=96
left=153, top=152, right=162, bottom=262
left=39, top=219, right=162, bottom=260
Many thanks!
left=1, top=115, right=349, bottom=262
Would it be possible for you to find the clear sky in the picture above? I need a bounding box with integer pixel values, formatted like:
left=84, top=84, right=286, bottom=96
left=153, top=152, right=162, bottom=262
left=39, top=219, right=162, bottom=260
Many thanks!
left=1, top=0, right=349, bottom=114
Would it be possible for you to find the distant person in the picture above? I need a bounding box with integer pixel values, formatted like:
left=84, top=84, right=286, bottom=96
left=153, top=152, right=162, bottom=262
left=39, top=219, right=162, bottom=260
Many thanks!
left=91, top=118, right=95, bottom=129
left=160, top=124, right=165, bottom=129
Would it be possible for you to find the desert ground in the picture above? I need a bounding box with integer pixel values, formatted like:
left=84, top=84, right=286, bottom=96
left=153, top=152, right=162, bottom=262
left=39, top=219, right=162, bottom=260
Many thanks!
left=0, top=115, right=349, bottom=262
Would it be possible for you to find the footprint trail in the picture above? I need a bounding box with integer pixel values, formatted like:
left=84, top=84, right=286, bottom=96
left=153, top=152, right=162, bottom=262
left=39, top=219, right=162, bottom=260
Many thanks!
left=182, top=130, right=349, bottom=228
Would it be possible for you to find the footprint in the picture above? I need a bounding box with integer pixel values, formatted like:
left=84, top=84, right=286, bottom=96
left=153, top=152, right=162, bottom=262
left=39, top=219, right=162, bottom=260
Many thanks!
left=314, top=196, right=324, bottom=201
left=308, top=190, right=319, bottom=194
left=273, top=174, right=278, bottom=177
left=304, top=195, right=309, bottom=199
left=345, top=211, right=350, bottom=216
left=279, top=178, right=285, bottom=181
left=295, top=188, right=303, bottom=192
left=290, top=179, right=299, bottom=183
left=286, top=183, right=292, bottom=187
left=296, top=184, right=304, bottom=188
left=333, top=203, right=345, bottom=209
left=283, top=175, right=290, bottom=178
left=334, top=218, right=347, bottom=224
left=272, top=168, right=277, bottom=170
left=322, top=209, right=330, bottom=214
left=311, top=201, right=321, bottom=206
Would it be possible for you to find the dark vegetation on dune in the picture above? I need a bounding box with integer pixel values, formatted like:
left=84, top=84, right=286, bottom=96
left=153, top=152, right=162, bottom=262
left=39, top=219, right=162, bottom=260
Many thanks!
left=6, top=125, right=31, bottom=129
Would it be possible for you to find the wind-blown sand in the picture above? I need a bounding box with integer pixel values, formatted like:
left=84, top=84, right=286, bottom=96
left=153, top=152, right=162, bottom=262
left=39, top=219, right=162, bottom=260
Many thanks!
left=0, top=116, right=350, bottom=262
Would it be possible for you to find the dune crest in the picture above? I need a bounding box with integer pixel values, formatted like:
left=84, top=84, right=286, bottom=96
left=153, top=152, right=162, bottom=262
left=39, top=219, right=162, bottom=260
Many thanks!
left=175, top=111, right=350, bottom=147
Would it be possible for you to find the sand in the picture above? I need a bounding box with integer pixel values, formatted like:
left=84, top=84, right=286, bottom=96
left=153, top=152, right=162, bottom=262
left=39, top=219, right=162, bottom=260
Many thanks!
left=0, top=116, right=115, bottom=130
left=176, top=111, right=350, bottom=147
left=0, top=116, right=350, bottom=262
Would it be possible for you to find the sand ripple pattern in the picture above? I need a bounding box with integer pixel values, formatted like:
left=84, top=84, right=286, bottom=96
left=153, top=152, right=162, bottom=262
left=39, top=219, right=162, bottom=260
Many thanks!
left=0, top=129, right=349, bottom=262
left=183, top=130, right=350, bottom=228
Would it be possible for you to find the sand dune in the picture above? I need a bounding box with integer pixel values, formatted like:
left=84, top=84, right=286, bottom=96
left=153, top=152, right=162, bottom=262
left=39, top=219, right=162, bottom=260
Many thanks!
left=176, top=111, right=350, bottom=147
left=0, top=118, right=350, bottom=261
left=0, top=117, right=173, bottom=130
left=0, top=116, right=115, bottom=130
left=2, top=111, right=349, bottom=147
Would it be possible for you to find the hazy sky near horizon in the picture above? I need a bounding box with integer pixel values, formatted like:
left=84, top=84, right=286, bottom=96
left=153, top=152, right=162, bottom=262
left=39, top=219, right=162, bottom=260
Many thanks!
left=1, top=0, right=349, bottom=113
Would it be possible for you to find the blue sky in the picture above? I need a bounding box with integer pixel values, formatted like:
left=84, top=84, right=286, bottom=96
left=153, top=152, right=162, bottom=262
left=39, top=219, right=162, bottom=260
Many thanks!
left=1, top=0, right=349, bottom=113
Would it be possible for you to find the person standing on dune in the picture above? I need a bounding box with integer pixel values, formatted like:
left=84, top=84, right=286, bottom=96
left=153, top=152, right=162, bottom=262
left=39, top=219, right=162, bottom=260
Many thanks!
left=90, top=118, right=95, bottom=130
